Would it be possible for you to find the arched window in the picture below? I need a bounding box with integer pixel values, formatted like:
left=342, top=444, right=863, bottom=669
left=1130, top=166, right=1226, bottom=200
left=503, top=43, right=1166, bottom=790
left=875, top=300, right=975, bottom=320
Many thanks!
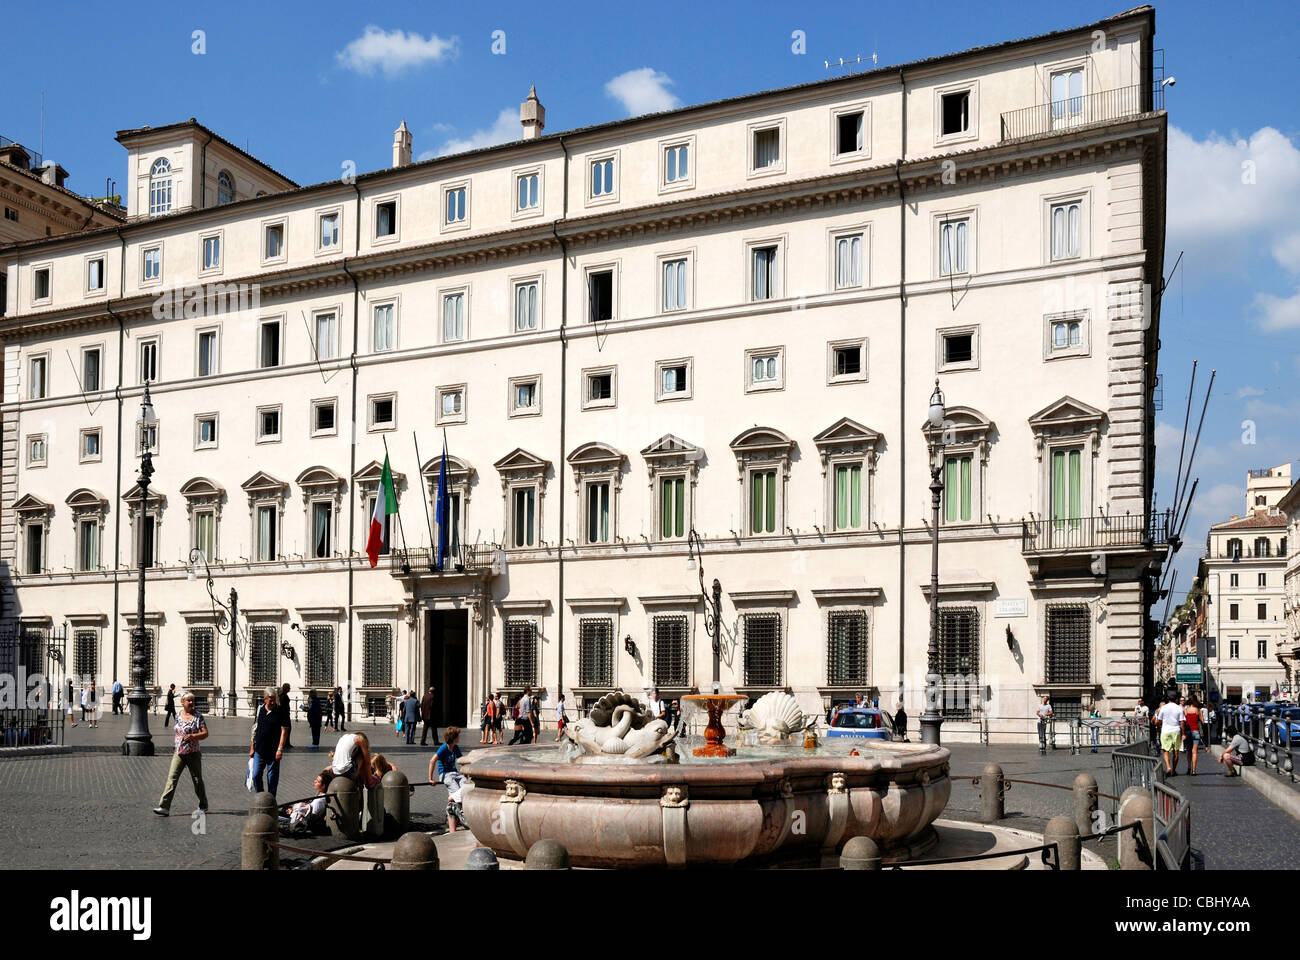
left=149, top=158, right=173, bottom=215
left=217, top=170, right=235, bottom=205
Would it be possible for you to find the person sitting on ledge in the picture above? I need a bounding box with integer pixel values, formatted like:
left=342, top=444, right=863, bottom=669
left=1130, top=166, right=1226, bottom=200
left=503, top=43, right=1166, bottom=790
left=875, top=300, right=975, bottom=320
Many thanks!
left=330, top=731, right=372, bottom=790
left=1217, top=726, right=1254, bottom=776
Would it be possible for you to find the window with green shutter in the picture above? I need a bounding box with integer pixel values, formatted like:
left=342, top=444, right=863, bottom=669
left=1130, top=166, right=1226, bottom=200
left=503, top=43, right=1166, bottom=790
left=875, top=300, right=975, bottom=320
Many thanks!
left=750, top=470, right=777, bottom=534
left=834, top=464, right=862, bottom=530
left=1050, top=447, right=1082, bottom=530
left=944, top=455, right=972, bottom=522
left=660, top=476, right=685, bottom=540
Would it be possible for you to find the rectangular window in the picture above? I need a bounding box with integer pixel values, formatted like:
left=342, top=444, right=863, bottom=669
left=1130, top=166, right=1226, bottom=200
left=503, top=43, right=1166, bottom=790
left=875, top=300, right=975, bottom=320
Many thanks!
left=751, top=245, right=778, bottom=300
left=941, top=90, right=970, bottom=136
left=660, top=476, right=686, bottom=540
left=25, top=523, right=43, bottom=574
left=28, top=435, right=46, bottom=465
left=1050, top=201, right=1082, bottom=260
left=139, top=339, right=158, bottom=384
left=586, top=481, right=611, bottom=544
left=314, top=312, right=337, bottom=361
left=1258, top=572, right=1267, bottom=588
left=1050, top=448, right=1083, bottom=527
left=750, top=470, right=777, bottom=535
left=140, top=514, right=156, bottom=569
left=1050, top=68, right=1084, bottom=123
left=1229, top=603, right=1239, bottom=621
left=143, top=247, right=161, bottom=281
left=319, top=212, right=339, bottom=249
left=363, top=624, right=394, bottom=688
left=662, top=258, right=687, bottom=312
left=939, top=219, right=968, bottom=275
left=438, top=387, right=465, bottom=421
left=586, top=370, right=613, bottom=405
left=1051, top=318, right=1082, bottom=350
left=514, top=282, right=538, bottom=332
left=256, top=505, right=278, bottom=561
left=82, top=348, right=101, bottom=392
left=304, top=625, right=335, bottom=688
left=944, top=455, right=973, bottom=523
left=202, top=234, right=221, bottom=271
left=311, top=502, right=333, bottom=558
left=660, top=363, right=688, bottom=398
left=827, top=611, right=868, bottom=687
left=312, top=400, right=336, bottom=435
left=749, top=351, right=781, bottom=388
left=590, top=159, right=614, bottom=197
left=743, top=613, right=782, bottom=687
left=194, top=509, right=216, bottom=562
left=3, top=206, right=17, bottom=222
left=835, top=233, right=863, bottom=288
left=831, top=341, right=865, bottom=380
left=78, top=519, right=100, bottom=571
left=588, top=270, right=613, bottom=323
left=1258, top=639, right=1267, bottom=659
left=74, top=630, right=97, bottom=678
left=753, top=127, right=781, bottom=170
left=369, top=395, right=395, bottom=429
left=503, top=620, right=538, bottom=688
left=1229, top=639, right=1239, bottom=659
left=1229, top=573, right=1239, bottom=588
left=512, top=487, right=536, bottom=548
left=33, top=267, right=50, bottom=300
left=578, top=618, right=614, bottom=689
left=264, top=223, right=284, bottom=260
left=87, top=258, right=104, bottom=291
left=1045, top=605, right=1090, bottom=684
left=29, top=356, right=47, bottom=399
left=511, top=378, right=539, bottom=415
left=259, top=320, right=281, bottom=368
left=188, top=627, right=215, bottom=686
left=372, top=304, right=395, bottom=352
left=445, top=186, right=467, bottom=224
left=664, top=143, right=689, bottom=184
left=249, top=626, right=277, bottom=688
left=1257, top=603, right=1267, bottom=621
left=834, top=464, right=862, bottom=530
left=943, top=331, right=974, bottom=365
left=652, top=615, right=689, bottom=688
left=837, top=111, right=865, bottom=155
left=375, top=200, right=396, bottom=238
left=441, top=293, right=465, bottom=342
left=197, top=330, right=217, bottom=377
left=937, top=607, right=980, bottom=720
left=196, top=415, right=217, bottom=448
left=257, top=407, right=281, bottom=441
left=516, top=172, right=539, bottom=211
left=81, top=429, right=101, bottom=461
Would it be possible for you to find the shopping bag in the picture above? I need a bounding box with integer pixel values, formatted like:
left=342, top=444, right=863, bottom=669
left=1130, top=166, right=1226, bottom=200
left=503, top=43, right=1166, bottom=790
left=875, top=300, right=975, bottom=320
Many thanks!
left=245, top=757, right=255, bottom=792
left=395, top=717, right=403, bottom=733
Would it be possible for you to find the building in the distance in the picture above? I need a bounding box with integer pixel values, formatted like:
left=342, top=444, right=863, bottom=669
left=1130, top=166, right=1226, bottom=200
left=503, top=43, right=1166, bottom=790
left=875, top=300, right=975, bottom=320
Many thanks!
left=1197, top=463, right=1292, bottom=703
left=0, top=7, right=1170, bottom=739
left=1279, top=475, right=1300, bottom=694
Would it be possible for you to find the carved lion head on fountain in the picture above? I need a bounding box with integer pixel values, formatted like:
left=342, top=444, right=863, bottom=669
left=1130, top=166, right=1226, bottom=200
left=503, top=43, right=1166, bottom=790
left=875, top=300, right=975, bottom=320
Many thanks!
left=563, top=691, right=676, bottom=759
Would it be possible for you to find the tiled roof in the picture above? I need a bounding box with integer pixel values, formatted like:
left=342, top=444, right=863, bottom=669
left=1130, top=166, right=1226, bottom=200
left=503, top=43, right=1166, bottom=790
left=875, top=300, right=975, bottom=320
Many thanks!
left=1211, top=512, right=1287, bottom=530
left=0, top=159, right=126, bottom=222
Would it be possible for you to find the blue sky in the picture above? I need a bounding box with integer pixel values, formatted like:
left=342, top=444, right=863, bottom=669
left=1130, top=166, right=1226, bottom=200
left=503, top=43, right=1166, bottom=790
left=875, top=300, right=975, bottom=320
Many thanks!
left=4, top=0, right=1298, bottom=605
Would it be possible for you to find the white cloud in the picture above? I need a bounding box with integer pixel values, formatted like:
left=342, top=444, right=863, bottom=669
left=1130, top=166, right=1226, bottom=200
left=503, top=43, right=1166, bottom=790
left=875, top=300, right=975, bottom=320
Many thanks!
left=1254, top=287, right=1300, bottom=330
left=1167, top=125, right=1300, bottom=277
left=1235, top=385, right=1266, bottom=398
left=423, top=108, right=519, bottom=159
left=604, top=68, right=679, bottom=117
left=336, top=26, right=457, bottom=78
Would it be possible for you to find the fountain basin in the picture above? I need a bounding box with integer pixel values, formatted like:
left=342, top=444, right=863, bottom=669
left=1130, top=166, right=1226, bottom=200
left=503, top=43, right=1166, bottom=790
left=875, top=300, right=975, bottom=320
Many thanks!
left=460, top=740, right=951, bottom=868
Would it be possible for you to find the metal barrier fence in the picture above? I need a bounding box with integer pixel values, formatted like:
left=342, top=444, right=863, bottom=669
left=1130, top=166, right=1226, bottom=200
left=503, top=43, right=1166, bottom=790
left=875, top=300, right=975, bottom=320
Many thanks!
left=1112, top=740, right=1165, bottom=798
left=1152, top=780, right=1192, bottom=870
left=1234, top=707, right=1297, bottom=784
left=1068, top=717, right=1143, bottom=755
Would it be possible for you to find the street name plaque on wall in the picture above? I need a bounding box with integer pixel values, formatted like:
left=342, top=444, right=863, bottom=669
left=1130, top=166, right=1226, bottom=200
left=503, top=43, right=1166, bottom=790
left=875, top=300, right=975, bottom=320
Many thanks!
left=993, top=598, right=1028, bottom=618
left=1175, top=654, right=1203, bottom=684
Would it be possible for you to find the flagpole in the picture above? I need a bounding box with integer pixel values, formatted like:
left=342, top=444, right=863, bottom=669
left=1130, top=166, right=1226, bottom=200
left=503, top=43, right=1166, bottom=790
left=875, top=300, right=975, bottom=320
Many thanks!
left=381, top=434, right=411, bottom=571
left=413, top=431, right=436, bottom=572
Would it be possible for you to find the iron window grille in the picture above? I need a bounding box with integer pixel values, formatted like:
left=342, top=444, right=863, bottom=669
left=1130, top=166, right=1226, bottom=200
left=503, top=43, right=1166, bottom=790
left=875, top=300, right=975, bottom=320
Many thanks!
left=743, top=613, right=783, bottom=688
left=1051, top=696, right=1084, bottom=722
left=363, top=623, right=394, bottom=688
left=937, top=607, right=980, bottom=720
left=187, top=627, right=215, bottom=686
left=504, top=619, right=538, bottom=688
left=578, top=618, right=614, bottom=688
left=304, top=624, right=335, bottom=688
left=249, top=626, right=277, bottom=688
left=73, top=630, right=97, bottom=681
left=4, top=627, right=47, bottom=679
left=651, top=615, right=689, bottom=688
left=1045, top=604, right=1091, bottom=684
left=826, top=611, right=868, bottom=687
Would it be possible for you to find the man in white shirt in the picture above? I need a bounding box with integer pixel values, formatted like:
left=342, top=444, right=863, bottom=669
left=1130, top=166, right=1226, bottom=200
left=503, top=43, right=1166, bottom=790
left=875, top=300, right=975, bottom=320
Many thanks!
left=1155, top=697, right=1186, bottom=776
left=646, top=688, right=666, bottom=725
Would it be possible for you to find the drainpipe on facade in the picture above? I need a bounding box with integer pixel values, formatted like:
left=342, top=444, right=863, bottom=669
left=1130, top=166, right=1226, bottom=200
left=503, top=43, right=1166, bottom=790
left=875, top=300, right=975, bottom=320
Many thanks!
left=198, top=130, right=214, bottom=209
left=108, top=226, right=127, bottom=685
left=895, top=69, right=909, bottom=695
left=343, top=181, right=362, bottom=718
left=553, top=137, right=570, bottom=700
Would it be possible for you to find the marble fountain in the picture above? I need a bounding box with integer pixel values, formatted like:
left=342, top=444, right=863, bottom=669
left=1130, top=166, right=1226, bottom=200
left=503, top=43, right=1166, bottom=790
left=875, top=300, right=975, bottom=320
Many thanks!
left=460, top=690, right=951, bottom=868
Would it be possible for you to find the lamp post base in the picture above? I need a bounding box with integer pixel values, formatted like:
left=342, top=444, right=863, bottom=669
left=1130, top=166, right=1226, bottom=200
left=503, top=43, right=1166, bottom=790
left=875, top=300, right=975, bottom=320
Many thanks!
left=122, top=693, right=155, bottom=756
left=919, top=711, right=944, bottom=745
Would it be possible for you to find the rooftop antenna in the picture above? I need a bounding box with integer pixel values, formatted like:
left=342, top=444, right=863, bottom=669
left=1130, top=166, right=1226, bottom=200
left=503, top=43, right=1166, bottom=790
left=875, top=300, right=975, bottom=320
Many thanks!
left=823, top=50, right=878, bottom=75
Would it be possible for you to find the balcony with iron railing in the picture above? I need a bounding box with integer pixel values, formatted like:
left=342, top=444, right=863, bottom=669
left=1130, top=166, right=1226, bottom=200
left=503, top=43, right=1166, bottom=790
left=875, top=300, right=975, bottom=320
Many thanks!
left=387, top=543, right=496, bottom=576
left=999, top=84, right=1160, bottom=142
left=1022, top=510, right=1172, bottom=554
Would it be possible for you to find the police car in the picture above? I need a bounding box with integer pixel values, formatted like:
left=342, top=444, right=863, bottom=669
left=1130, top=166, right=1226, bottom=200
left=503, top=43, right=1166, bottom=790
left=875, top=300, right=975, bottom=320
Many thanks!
left=825, top=706, right=899, bottom=741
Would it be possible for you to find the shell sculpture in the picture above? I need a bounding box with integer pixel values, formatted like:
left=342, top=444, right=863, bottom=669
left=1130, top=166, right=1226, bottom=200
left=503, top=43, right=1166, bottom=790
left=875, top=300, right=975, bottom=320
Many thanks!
left=739, top=691, right=811, bottom=744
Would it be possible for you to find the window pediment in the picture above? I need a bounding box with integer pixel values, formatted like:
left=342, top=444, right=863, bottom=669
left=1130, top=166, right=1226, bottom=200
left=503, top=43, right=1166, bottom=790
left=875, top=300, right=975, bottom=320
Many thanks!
left=730, top=426, right=795, bottom=475
left=66, top=488, right=109, bottom=513
left=241, top=471, right=288, bottom=496
left=494, top=448, right=550, bottom=491
left=121, top=482, right=165, bottom=509
left=352, top=460, right=404, bottom=491
left=641, top=434, right=703, bottom=479
left=179, top=477, right=224, bottom=503
left=814, top=417, right=882, bottom=467
left=1028, top=396, right=1106, bottom=458
left=421, top=454, right=473, bottom=487
left=15, top=493, right=53, bottom=518
left=567, top=441, right=625, bottom=489
left=300, top=465, right=347, bottom=491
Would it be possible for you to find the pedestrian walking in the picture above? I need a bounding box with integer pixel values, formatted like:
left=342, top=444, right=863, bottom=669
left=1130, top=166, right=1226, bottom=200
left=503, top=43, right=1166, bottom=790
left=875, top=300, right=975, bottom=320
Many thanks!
left=894, top=700, right=908, bottom=741
left=528, top=691, right=540, bottom=744
left=278, top=682, right=293, bottom=750
left=249, top=686, right=287, bottom=797
left=306, top=689, right=323, bottom=749
left=152, top=691, right=210, bottom=817
left=79, top=684, right=87, bottom=723
left=494, top=693, right=507, bottom=745
left=508, top=693, right=527, bottom=745
left=1154, top=695, right=1186, bottom=777
left=420, top=686, right=437, bottom=746
left=402, top=688, right=420, bottom=745
left=555, top=692, right=568, bottom=741
left=429, top=727, right=465, bottom=832
left=1036, top=696, right=1053, bottom=754
left=479, top=693, right=493, bottom=744
left=112, top=679, right=123, bottom=716
left=1184, top=695, right=1203, bottom=775
left=65, top=677, right=76, bottom=728
left=163, top=684, right=177, bottom=726
left=1132, top=698, right=1149, bottom=744
left=332, top=686, right=346, bottom=732
left=647, top=688, right=666, bottom=725
left=86, top=682, right=101, bottom=728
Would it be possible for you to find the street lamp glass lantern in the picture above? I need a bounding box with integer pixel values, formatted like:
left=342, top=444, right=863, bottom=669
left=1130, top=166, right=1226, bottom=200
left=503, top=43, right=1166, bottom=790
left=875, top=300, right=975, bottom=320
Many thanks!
left=137, top=385, right=158, bottom=457
left=927, top=380, right=946, bottom=429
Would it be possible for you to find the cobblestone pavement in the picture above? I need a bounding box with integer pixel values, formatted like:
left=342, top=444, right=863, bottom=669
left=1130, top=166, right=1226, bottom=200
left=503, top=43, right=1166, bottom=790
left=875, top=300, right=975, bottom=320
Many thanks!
left=6, top=716, right=1300, bottom=869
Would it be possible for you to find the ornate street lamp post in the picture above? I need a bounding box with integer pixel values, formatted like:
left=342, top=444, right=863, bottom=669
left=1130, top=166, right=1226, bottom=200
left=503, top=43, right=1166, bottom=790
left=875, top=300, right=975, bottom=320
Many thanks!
left=187, top=549, right=243, bottom=716
left=123, top=386, right=157, bottom=756
left=686, top=528, right=724, bottom=691
left=920, top=380, right=947, bottom=746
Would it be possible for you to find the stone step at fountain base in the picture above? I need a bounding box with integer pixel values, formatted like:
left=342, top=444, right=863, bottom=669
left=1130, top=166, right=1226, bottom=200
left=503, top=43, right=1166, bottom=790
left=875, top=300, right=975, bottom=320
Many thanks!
left=311, top=820, right=1105, bottom=870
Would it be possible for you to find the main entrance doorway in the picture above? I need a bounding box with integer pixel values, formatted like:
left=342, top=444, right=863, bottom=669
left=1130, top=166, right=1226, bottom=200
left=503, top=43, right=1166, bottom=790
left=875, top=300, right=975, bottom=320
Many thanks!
left=427, top=609, right=468, bottom=728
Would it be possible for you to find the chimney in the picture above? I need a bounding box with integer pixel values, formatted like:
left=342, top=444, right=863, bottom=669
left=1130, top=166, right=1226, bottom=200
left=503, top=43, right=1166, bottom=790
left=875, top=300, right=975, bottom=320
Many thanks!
left=520, top=85, right=545, bottom=140
left=392, top=121, right=412, bottom=168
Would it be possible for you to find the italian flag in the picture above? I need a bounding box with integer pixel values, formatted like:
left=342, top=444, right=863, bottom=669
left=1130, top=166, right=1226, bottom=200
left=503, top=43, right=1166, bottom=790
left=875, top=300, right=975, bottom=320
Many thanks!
left=366, top=454, right=397, bottom=568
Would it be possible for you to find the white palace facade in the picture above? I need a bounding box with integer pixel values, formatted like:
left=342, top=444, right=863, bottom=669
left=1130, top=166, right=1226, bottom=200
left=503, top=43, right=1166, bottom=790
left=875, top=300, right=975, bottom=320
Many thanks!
left=0, top=7, right=1169, bottom=739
